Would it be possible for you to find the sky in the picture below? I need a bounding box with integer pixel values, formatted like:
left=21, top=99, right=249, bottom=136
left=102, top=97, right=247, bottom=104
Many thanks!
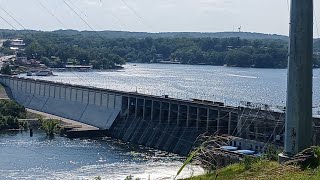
left=0, top=0, right=319, bottom=37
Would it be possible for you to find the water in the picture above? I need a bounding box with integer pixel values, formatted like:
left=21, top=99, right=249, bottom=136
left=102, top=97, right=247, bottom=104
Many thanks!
left=8, top=64, right=320, bottom=179
left=0, top=130, right=203, bottom=180
left=20, top=63, right=320, bottom=109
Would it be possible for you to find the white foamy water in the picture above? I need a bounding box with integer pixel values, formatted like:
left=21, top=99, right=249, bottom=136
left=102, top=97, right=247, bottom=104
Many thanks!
left=0, top=131, right=204, bottom=180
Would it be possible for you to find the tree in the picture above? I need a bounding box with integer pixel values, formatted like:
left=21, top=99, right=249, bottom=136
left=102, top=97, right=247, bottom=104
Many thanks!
left=225, top=50, right=252, bottom=67
left=0, top=47, right=14, bottom=55
left=24, top=41, right=45, bottom=59
left=0, top=100, right=26, bottom=118
left=40, top=57, right=50, bottom=66
left=1, top=65, right=11, bottom=75
left=2, top=40, right=11, bottom=47
left=252, top=54, right=273, bottom=68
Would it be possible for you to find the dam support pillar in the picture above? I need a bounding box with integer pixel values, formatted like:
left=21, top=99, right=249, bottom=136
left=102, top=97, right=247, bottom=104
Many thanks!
left=159, top=102, right=162, bottom=124
left=196, top=107, right=200, bottom=130
left=168, top=103, right=171, bottom=123
left=127, top=97, right=130, bottom=117
left=254, top=122, right=258, bottom=140
left=217, top=110, right=220, bottom=133
left=237, top=114, right=242, bottom=136
left=151, top=100, right=154, bottom=121
left=186, top=106, right=190, bottom=127
left=143, top=99, right=146, bottom=120
left=228, top=112, right=232, bottom=135
left=206, top=108, right=210, bottom=132
left=177, top=105, right=180, bottom=125
left=135, top=98, right=138, bottom=118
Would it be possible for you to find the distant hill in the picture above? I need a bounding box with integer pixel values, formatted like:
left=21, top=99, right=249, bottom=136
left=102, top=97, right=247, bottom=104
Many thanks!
left=53, top=30, right=289, bottom=40
left=0, top=29, right=289, bottom=40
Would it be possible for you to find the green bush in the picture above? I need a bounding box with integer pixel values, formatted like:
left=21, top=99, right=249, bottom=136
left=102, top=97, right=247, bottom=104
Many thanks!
left=0, top=100, right=27, bottom=130
left=0, top=115, right=25, bottom=130
left=302, top=146, right=320, bottom=169
left=242, top=156, right=257, bottom=170
left=0, top=100, right=26, bottom=118
left=39, top=118, right=60, bottom=136
left=265, top=145, right=279, bottom=161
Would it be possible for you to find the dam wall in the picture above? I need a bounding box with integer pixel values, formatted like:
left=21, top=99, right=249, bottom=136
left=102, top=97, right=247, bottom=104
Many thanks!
left=2, top=75, right=320, bottom=155
left=0, top=76, right=122, bottom=129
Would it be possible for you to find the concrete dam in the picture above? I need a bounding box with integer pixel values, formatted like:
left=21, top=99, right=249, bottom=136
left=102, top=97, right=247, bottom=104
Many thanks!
left=1, top=75, right=320, bottom=155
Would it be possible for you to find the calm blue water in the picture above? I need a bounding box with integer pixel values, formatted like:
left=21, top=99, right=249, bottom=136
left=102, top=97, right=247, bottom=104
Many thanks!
left=20, top=63, right=320, bottom=109
left=0, top=130, right=202, bottom=180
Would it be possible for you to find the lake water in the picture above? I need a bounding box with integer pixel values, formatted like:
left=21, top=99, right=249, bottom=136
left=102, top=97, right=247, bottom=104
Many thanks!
left=20, top=63, right=320, bottom=110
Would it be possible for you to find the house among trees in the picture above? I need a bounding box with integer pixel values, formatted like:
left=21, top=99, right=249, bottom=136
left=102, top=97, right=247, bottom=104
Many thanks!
left=8, top=39, right=26, bottom=51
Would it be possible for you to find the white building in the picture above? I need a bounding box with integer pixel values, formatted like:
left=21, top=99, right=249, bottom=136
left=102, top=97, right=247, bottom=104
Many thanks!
left=10, top=39, right=25, bottom=46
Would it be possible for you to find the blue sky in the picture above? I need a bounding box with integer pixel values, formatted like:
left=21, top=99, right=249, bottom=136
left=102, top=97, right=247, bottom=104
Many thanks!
left=0, top=0, right=319, bottom=37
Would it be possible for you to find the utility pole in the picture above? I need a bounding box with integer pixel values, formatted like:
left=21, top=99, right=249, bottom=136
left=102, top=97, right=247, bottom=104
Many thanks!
left=283, top=0, right=313, bottom=156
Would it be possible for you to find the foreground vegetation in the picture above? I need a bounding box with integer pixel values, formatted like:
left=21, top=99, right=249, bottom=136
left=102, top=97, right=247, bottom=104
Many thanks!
left=185, top=160, right=320, bottom=180
left=0, top=99, right=27, bottom=130
left=1, top=30, right=320, bottom=69
left=37, top=117, right=60, bottom=136
left=179, top=135, right=320, bottom=180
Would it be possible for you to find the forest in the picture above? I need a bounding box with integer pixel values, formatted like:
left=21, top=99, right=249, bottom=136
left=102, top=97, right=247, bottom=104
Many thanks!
left=1, top=30, right=320, bottom=69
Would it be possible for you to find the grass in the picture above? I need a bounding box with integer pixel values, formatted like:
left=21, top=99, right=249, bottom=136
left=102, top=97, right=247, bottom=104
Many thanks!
left=184, top=160, right=320, bottom=180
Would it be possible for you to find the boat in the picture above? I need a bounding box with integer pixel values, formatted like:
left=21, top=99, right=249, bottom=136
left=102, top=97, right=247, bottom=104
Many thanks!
left=26, top=71, right=36, bottom=76
left=158, top=60, right=181, bottom=64
left=36, top=70, right=53, bottom=76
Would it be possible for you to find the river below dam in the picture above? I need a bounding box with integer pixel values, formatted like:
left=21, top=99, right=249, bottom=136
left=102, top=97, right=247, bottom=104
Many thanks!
left=0, top=130, right=203, bottom=180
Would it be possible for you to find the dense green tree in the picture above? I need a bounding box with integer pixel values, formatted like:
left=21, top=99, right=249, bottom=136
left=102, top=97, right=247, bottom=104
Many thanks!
left=0, top=47, right=14, bottom=55
left=2, top=40, right=11, bottom=47
left=0, top=100, right=26, bottom=118
left=24, top=41, right=45, bottom=59
left=0, top=100, right=27, bottom=130
left=1, top=65, right=11, bottom=75
left=225, top=50, right=252, bottom=67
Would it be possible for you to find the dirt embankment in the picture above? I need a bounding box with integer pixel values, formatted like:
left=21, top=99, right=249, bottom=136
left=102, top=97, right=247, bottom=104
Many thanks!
left=0, top=84, right=9, bottom=99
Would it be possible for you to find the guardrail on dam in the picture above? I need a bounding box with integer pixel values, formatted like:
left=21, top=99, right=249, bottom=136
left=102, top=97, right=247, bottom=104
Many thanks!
left=1, top=75, right=320, bottom=155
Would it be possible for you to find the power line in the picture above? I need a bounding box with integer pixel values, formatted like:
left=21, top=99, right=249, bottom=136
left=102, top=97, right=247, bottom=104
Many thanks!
left=0, top=12, right=18, bottom=30
left=100, top=0, right=128, bottom=30
left=0, top=6, right=27, bottom=30
left=68, top=0, right=89, bottom=18
left=119, top=0, right=152, bottom=31
left=62, top=0, right=103, bottom=39
left=37, top=0, right=68, bottom=29
left=67, top=0, right=107, bottom=31
left=0, top=4, right=38, bottom=38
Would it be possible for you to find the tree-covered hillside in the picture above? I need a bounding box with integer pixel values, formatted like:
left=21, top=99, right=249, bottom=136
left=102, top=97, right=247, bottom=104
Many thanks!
left=1, top=30, right=319, bottom=69
left=0, top=29, right=289, bottom=40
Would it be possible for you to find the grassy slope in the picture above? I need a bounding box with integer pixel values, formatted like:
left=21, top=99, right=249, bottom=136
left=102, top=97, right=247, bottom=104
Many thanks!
left=185, top=160, right=320, bottom=180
